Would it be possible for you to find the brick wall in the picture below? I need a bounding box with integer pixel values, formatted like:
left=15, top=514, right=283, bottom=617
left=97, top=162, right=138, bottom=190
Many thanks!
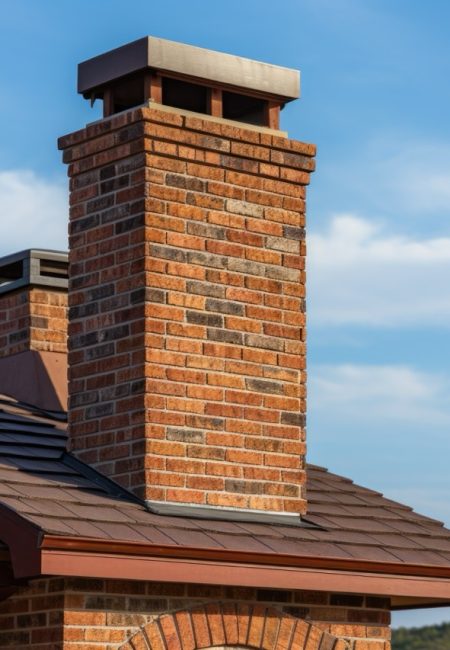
left=0, top=578, right=391, bottom=649
left=0, top=288, right=67, bottom=358
left=0, top=578, right=63, bottom=649
left=59, top=106, right=314, bottom=513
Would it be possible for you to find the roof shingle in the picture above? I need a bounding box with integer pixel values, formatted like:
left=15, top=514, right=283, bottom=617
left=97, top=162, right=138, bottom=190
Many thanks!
left=1, top=394, right=450, bottom=571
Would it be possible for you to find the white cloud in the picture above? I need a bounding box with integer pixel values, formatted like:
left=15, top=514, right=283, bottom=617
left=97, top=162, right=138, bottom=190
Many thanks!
left=308, top=214, right=450, bottom=326
left=371, top=140, right=450, bottom=216
left=319, top=138, right=450, bottom=223
left=0, top=170, right=68, bottom=256
left=309, top=363, right=450, bottom=426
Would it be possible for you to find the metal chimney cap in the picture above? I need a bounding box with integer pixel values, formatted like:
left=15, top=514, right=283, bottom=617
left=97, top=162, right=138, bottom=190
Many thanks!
left=78, top=36, right=300, bottom=102
left=0, top=249, right=68, bottom=296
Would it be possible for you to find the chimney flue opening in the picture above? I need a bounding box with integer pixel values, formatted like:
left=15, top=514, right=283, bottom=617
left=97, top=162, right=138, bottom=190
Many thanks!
left=161, top=77, right=208, bottom=114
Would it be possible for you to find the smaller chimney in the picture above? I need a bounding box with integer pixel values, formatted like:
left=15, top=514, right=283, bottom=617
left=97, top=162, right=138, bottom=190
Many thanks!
left=0, top=249, right=68, bottom=410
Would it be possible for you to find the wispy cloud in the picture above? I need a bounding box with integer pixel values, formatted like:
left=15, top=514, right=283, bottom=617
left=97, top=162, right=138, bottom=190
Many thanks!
left=308, top=362, right=450, bottom=526
left=320, top=138, right=450, bottom=221
left=0, top=170, right=67, bottom=256
left=308, top=214, right=450, bottom=326
left=369, top=139, right=450, bottom=216
left=309, top=362, right=450, bottom=426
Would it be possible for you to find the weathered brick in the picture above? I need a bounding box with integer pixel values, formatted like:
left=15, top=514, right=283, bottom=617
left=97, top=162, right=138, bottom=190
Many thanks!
left=186, top=310, right=223, bottom=327
left=228, top=258, right=266, bottom=276
left=205, top=299, right=244, bottom=316
left=246, top=378, right=284, bottom=394
left=207, top=328, right=243, bottom=345
left=166, top=428, right=204, bottom=443
left=226, top=199, right=264, bottom=217
left=187, top=222, right=226, bottom=239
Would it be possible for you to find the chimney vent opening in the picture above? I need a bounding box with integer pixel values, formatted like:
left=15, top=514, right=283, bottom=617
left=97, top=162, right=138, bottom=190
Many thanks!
left=0, top=260, right=24, bottom=290
left=161, top=77, right=208, bottom=114
left=107, top=73, right=145, bottom=114
left=222, top=90, right=268, bottom=126
left=39, top=258, right=68, bottom=281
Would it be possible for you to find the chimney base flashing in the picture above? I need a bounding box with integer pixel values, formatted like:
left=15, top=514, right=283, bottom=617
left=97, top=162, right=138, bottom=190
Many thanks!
left=145, top=501, right=315, bottom=528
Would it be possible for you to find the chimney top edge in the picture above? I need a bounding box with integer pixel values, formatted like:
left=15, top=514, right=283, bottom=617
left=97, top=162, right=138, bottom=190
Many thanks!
left=0, top=249, right=68, bottom=296
left=77, top=36, right=300, bottom=102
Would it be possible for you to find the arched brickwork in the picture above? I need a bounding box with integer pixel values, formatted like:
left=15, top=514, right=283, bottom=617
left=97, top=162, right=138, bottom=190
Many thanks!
left=119, top=603, right=352, bottom=650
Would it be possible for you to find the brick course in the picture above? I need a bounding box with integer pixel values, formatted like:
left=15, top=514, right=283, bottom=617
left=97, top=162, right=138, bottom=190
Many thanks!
left=59, top=106, right=314, bottom=513
left=0, top=578, right=391, bottom=649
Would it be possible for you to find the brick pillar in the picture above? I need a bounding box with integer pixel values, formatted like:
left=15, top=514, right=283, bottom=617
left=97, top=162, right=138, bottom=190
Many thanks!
left=59, top=106, right=315, bottom=514
left=0, top=250, right=68, bottom=409
left=0, top=287, right=67, bottom=358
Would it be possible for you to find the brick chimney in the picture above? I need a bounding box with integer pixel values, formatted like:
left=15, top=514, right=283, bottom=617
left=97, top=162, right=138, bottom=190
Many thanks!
left=59, top=37, right=315, bottom=520
left=0, top=249, right=68, bottom=410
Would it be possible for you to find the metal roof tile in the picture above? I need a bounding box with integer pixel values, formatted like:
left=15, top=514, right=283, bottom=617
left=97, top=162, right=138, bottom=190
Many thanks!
left=127, top=524, right=180, bottom=546
left=0, top=396, right=449, bottom=571
left=335, top=544, right=401, bottom=563
left=201, top=532, right=273, bottom=553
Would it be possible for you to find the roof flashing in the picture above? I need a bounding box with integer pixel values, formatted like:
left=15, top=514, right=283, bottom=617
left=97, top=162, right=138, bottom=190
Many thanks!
left=145, top=500, right=319, bottom=528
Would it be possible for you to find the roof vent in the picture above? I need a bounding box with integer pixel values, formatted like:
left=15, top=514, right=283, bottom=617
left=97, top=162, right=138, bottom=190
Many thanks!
left=78, top=36, right=300, bottom=130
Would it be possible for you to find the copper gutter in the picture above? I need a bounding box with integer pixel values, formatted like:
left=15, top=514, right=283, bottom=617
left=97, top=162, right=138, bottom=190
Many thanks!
left=40, top=535, right=450, bottom=579
left=36, top=534, right=450, bottom=600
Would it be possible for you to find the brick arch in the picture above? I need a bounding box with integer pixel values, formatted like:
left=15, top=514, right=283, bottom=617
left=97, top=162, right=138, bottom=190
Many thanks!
left=119, top=602, right=351, bottom=650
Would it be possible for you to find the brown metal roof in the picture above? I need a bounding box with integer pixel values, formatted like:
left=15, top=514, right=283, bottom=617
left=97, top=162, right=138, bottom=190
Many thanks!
left=0, top=351, right=67, bottom=412
left=0, top=394, right=450, bottom=581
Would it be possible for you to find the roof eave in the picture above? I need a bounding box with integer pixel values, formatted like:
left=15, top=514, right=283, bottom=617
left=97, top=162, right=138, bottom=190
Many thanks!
left=35, top=534, right=450, bottom=603
left=0, top=505, right=42, bottom=578
left=4, top=508, right=450, bottom=605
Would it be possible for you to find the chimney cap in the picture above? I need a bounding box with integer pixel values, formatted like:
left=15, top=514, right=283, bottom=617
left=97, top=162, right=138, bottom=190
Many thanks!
left=78, top=36, right=300, bottom=103
left=0, top=249, right=68, bottom=296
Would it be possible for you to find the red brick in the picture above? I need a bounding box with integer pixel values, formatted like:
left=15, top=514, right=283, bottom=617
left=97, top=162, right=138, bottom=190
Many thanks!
left=175, top=610, right=196, bottom=650
left=222, top=603, right=239, bottom=645
left=247, top=605, right=266, bottom=648
left=205, top=603, right=226, bottom=645
left=275, top=617, right=297, bottom=650
left=304, top=624, right=324, bottom=650
left=187, top=385, right=223, bottom=401
left=190, top=608, right=211, bottom=648
left=143, top=623, right=165, bottom=650
left=159, top=614, right=182, bottom=650
left=262, top=612, right=281, bottom=650
left=60, top=106, right=311, bottom=512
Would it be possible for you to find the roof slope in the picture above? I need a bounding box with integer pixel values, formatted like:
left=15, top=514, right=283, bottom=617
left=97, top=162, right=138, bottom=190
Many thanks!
left=1, top=394, right=450, bottom=574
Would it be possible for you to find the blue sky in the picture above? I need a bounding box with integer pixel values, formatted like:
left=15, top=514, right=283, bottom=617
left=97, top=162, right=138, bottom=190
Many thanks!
left=0, top=0, right=450, bottom=628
